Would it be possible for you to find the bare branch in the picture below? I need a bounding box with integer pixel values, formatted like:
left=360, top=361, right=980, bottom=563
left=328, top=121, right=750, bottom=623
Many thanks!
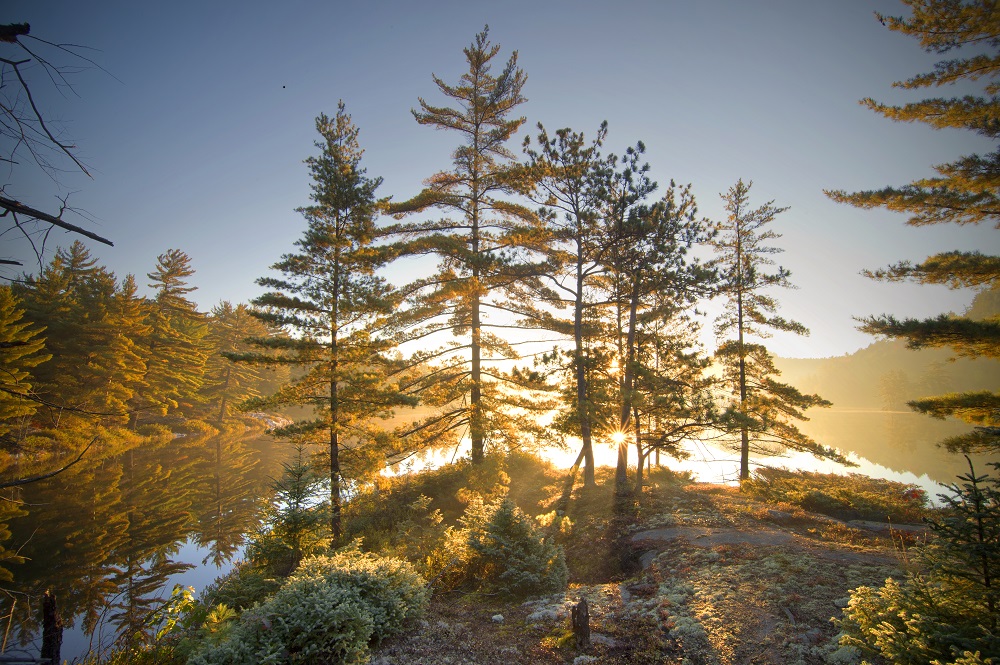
left=0, top=436, right=97, bottom=489
left=0, top=195, right=112, bottom=246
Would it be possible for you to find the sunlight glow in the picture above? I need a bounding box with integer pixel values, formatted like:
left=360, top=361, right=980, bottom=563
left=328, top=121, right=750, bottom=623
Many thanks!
left=610, top=430, right=627, bottom=445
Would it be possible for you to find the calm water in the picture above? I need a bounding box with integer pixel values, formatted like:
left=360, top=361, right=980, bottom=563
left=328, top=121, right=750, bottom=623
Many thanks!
left=2, top=432, right=288, bottom=662
left=2, top=411, right=992, bottom=662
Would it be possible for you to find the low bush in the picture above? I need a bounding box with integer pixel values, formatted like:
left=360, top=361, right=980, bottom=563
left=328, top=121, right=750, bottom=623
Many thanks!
left=190, top=548, right=428, bottom=665
left=200, top=562, right=281, bottom=613
left=836, top=461, right=1000, bottom=664
left=294, top=547, right=430, bottom=641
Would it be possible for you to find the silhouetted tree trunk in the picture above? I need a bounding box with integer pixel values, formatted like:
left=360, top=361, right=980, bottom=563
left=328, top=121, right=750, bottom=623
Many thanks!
left=40, top=590, right=62, bottom=665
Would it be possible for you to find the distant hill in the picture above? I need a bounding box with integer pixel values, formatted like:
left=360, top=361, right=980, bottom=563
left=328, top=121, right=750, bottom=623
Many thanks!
left=773, top=287, right=1000, bottom=412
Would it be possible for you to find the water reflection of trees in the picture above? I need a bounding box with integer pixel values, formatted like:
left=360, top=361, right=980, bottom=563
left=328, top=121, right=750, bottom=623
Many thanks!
left=192, top=435, right=262, bottom=567
left=1, top=432, right=285, bottom=651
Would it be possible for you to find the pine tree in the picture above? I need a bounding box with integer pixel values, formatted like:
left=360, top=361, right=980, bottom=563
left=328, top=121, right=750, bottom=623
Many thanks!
left=631, top=304, right=718, bottom=491
left=202, top=301, right=271, bottom=424
left=826, top=0, right=999, bottom=454
left=388, top=26, right=542, bottom=464
left=838, top=459, right=1000, bottom=662
left=596, top=158, right=713, bottom=492
left=73, top=269, right=151, bottom=425
left=15, top=243, right=99, bottom=425
left=132, top=249, right=208, bottom=427
left=711, top=180, right=840, bottom=480
left=267, top=442, right=327, bottom=574
left=522, top=122, right=608, bottom=488
left=0, top=286, right=49, bottom=444
left=592, top=142, right=656, bottom=491
left=243, top=104, right=406, bottom=540
left=101, top=276, right=150, bottom=424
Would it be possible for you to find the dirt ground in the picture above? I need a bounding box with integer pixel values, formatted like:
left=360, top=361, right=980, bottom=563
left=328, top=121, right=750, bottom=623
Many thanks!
left=370, top=481, right=909, bottom=665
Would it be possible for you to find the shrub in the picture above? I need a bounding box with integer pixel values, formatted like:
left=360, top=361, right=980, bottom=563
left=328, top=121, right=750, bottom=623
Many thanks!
left=77, top=644, right=184, bottom=665
left=190, top=549, right=428, bottom=664
left=464, top=496, right=568, bottom=598
left=293, top=546, right=430, bottom=642
left=836, top=460, right=1000, bottom=664
left=189, top=575, right=374, bottom=665
left=838, top=572, right=998, bottom=665
left=200, top=562, right=281, bottom=613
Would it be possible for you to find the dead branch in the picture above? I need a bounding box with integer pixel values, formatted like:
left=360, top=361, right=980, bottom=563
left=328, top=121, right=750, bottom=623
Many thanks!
left=0, top=436, right=97, bottom=489
left=0, top=196, right=112, bottom=246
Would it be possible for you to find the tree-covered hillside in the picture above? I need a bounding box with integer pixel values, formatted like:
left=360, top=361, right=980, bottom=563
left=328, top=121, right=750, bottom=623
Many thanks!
left=774, top=287, right=1000, bottom=412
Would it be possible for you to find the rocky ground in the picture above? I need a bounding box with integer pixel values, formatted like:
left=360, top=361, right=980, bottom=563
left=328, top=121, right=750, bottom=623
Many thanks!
left=370, top=480, right=917, bottom=665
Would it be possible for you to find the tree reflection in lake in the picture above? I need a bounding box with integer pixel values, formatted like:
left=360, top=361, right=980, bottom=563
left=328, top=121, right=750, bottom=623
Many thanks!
left=1, top=431, right=286, bottom=658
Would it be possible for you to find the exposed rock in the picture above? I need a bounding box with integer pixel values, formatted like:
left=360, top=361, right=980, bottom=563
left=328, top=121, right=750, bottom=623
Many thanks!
left=846, top=519, right=927, bottom=534
left=631, top=525, right=796, bottom=548
left=638, top=550, right=659, bottom=569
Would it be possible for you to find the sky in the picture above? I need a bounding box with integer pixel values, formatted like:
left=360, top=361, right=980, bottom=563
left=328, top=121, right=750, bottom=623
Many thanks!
left=4, top=0, right=997, bottom=359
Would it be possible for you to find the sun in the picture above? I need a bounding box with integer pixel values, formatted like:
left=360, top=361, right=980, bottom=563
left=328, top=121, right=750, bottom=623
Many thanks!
left=610, top=430, right=627, bottom=445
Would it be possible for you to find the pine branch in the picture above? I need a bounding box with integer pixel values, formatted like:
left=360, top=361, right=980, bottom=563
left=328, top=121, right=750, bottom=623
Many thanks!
left=858, top=314, right=1000, bottom=358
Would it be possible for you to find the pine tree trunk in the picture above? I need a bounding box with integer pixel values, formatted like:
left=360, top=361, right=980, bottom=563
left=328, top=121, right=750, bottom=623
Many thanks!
left=616, top=283, right=640, bottom=494
left=470, top=181, right=484, bottom=464
left=471, top=293, right=483, bottom=463
left=574, top=264, right=594, bottom=487
left=736, top=212, right=750, bottom=482
left=330, top=247, right=343, bottom=540
left=738, top=309, right=749, bottom=481
left=217, top=365, right=231, bottom=424
left=634, top=405, right=644, bottom=494
left=330, top=369, right=341, bottom=540
left=40, top=590, right=62, bottom=665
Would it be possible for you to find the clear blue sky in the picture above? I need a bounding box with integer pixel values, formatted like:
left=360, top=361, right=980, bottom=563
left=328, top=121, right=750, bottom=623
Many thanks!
left=5, top=0, right=996, bottom=358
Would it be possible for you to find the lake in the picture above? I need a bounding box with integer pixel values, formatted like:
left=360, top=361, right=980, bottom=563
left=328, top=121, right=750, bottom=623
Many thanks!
left=2, top=431, right=288, bottom=662
left=2, top=410, right=992, bottom=662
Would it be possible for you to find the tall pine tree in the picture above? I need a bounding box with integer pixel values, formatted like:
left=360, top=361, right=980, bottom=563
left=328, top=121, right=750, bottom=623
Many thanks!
left=388, top=26, right=543, bottom=464
left=522, top=122, right=608, bottom=487
left=711, top=180, right=842, bottom=480
left=601, top=176, right=715, bottom=492
left=0, top=286, right=48, bottom=445
left=202, top=301, right=272, bottom=424
left=244, top=104, right=406, bottom=539
left=826, top=0, right=1000, bottom=454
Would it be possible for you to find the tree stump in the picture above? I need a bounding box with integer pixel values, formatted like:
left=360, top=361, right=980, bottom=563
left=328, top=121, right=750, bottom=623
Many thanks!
left=571, top=596, right=590, bottom=649
left=40, top=590, right=62, bottom=665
